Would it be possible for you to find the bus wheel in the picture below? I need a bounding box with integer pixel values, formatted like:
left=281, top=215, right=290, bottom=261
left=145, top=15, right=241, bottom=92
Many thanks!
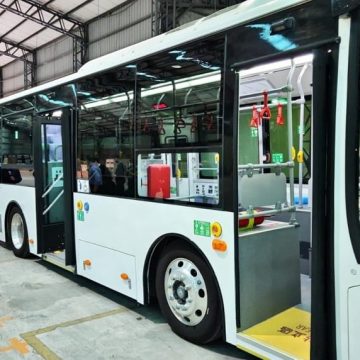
left=6, top=206, right=29, bottom=258
left=155, top=245, right=223, bottom=344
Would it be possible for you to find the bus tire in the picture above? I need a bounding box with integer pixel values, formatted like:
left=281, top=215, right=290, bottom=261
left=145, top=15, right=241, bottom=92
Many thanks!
left=6, top=206, right=29, bottom=258
left=155, top=245, right=223, bottom=344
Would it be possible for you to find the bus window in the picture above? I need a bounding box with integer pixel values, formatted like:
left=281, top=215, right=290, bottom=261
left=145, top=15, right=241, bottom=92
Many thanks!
left=136, top=38, right=224, bottom=148
left=0, top=100, right=34, bottom=187
left=137, top=151, right=219, bottom=205
left=76, top=67, right=136, bottom=197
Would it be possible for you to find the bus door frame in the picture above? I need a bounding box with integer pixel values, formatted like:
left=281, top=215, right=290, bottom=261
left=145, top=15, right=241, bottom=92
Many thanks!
left=33, top=107, right=76, bottom=265
left=231, top=44, right=337, bottom=359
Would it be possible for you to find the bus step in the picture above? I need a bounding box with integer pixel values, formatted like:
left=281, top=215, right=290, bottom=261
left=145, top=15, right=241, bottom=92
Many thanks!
left=237, top=307, right=310, bottom=360
left=42, top=251, right=75, bottom=273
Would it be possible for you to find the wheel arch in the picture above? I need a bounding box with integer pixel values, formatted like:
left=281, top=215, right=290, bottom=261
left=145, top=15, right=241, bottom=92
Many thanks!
left=4, top=201, right=23, bottom=245
left=143, top=233, right=225, bottom=325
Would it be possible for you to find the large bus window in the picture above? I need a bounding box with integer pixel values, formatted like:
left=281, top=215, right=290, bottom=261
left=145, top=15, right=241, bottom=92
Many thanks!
left=136, top=37, right=224, bottom=148
left=0, top=99, right=34, bottom=187
left=137, top=151, right=219, bottom=205
left=76, top=67, right=136, bottom=197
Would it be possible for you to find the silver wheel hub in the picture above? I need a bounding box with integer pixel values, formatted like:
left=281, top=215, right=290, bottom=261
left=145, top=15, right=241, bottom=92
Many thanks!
left=164, top=257, right=207, bottom=326
left=11, top=213, right=24, bottom=250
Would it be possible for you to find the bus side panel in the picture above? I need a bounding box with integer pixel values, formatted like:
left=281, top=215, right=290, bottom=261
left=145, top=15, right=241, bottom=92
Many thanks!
left=0, top=184, right=38, bottom=255
left=73, top=193, right=237, bottom=344
left=349, top=286, right=360, bottom=359
left=334, top=16, right=360, bottom=360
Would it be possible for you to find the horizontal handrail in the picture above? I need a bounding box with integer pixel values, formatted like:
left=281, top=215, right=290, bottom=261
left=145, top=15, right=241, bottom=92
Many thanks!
left=239, top=98, right=304, bottom=112
left=238, top=205, right=296, bottom=220
left=240, top=86, right=290, bottom=100
left=193, top=167, right=218, bottom=171
left=170, top=194, right=218, bottom=201
left=238, top=161, right=294, bottom=171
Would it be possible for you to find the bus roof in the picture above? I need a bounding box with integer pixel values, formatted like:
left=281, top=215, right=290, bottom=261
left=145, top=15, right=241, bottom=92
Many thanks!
left=0, top=0, right=306, bottom=107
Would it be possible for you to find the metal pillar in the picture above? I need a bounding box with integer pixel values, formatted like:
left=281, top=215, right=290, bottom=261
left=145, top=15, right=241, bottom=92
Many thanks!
left=0, top=67, right=3, bottom=99
left=73, top=25, right=88, bottom=72
left=24, top=53, right=35, bottom=90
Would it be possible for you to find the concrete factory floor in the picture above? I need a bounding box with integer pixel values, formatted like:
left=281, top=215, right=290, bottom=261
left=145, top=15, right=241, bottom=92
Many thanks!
left=0, top=245, right=255, bottom=360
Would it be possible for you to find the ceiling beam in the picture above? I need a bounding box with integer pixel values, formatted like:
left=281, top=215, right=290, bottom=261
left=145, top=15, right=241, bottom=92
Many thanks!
left=0, top=0, right=57, bottom=43
left=0, top=39, right=33, bottom=62
left=0, top=0, right=84, bottom=41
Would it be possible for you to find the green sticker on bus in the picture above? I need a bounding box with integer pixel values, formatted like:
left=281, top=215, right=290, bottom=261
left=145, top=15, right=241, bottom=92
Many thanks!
left=77, top=210, right=85, bottom=221
left=272, top=153, right=284, bottom=163
left=194, top=220, right=211, bottom=237
left=251, top=128, right=258, bottom=138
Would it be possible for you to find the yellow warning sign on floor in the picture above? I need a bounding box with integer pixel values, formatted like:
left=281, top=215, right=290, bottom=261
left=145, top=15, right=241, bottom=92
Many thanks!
left=242, top=307, right=311, bottom=360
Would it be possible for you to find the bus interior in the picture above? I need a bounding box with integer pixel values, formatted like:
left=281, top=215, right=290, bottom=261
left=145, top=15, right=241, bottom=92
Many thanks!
left=236, top=53, right=313, bottom=359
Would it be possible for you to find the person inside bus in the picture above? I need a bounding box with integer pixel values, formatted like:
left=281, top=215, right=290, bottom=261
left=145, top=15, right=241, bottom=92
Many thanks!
left=115, top=158, right=126, bottom=195
left=115, top=149, right=134, bottom=197
left=115, top=150, right=129, bottom=195
left=99, top=162, right=116, bottom=195
left=126, top=156, right=135, bottom=197
left=89, top=159, right=102, bottom=193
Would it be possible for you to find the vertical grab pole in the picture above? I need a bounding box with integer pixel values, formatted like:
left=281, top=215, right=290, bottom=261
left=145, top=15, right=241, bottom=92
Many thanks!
left=287, top=61, right=296, bottom=223
left=297, top=64, right=308, bottom=207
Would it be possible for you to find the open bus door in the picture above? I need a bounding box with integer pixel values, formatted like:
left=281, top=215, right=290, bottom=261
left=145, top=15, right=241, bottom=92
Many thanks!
left=232, top=44, right=337, bottom=359
left=33, top=107, right=75, bottom=266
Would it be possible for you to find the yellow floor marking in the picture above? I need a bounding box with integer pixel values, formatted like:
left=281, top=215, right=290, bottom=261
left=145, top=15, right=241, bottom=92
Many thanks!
left=21, top=336, right=60, bottom=360
left=242, top=307, right=311, bottom=360
left=0, top=338, right=30, bottom=355
left=236, top=344, right=270, bottom=360
left=21, top=307, right=128, bottom=360
left=0, top=316, right=13, bottom=327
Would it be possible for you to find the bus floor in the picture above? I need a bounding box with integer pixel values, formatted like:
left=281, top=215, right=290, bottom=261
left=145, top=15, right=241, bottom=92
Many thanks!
left=0, top=245, right=255, bottom=360
left=238, top=274, right=311, bottom=360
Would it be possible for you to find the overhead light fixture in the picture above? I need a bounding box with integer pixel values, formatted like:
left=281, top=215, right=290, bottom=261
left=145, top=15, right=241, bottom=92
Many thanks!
left=52, top=110, right=63, bottom=118
left=83, top=71, right=220, bottom=109
left=172, top=65, right=182, bottom=69
left=239, top=53, right=313, bottom=78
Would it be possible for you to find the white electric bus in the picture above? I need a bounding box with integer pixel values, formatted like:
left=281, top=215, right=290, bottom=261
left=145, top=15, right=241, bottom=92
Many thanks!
left=1, top=0, right=360, bottom=359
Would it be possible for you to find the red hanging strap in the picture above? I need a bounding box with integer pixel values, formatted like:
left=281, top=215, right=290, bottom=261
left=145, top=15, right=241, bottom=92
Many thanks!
left=142, top=119, right=149, bottom=133
left=260, top=91, right=271, bottom=121
left=202, top=113, right=213, bottom=130
left=174, top=117, right=186, bottom=134
left=191, top=115, right=198, bottom=133
left=176, top=117, right=186, bottom=128
left=158, top=119, right=165, bottom=134
left=276, top=104, right=285, bottom=125
left=250, top=105, right=260, bottom=128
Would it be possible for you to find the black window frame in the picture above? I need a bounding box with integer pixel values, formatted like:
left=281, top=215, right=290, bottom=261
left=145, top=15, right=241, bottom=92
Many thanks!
left=345, top=8, right=360, bottom=264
